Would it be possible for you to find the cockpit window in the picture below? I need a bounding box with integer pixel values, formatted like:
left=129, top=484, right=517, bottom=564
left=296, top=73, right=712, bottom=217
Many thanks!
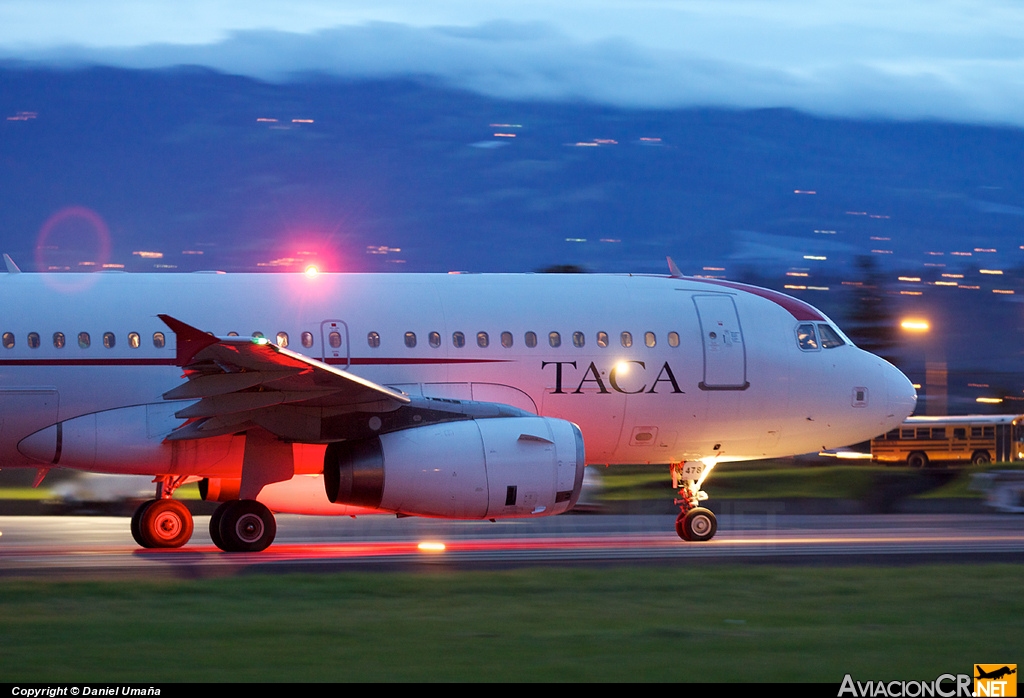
left=796, top=323, right=819, bottom=351
left=818, top=324, right=845, bottom=349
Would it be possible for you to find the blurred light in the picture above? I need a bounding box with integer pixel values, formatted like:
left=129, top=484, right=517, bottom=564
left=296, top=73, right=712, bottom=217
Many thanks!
left=900, top=291, right=923, bottom=296
left=898, top=276, right=921, bottom=282
left=951, top=251, right=972, bottom=256
left=871, top=236, right=891, bottom=241
left=304, top=265, right=319, bottom=278
left=912, top=383, right=922, bottom=389
left=979, top=269, right=1004, bottom=275
left=133, top=251, right=163, bottom=259
left=993, top=289, right=1014, bottom=295
left=900, top=319, right=930, bottom=332
left=974, top=248, right=997, bottom=253
left=417, top=542, right=446, bottom=552
left=803, top=255, right=826, bottom=260
left=941, top=273, right=963, bottom=278
left=976, top=397, right=1003, bottom=404
left=794, top=190, right=816, bottom=194
left=871, top=250, right=893, bottom=254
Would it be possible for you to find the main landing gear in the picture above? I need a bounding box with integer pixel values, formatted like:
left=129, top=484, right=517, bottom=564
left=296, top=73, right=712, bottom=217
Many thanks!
left=129, top=479, right=277, bottom=552
left=209, top=499, right=277, bottom=552
left=671, top=461, right=718, bottom=542
left=130, top=476, right=194, bottom=549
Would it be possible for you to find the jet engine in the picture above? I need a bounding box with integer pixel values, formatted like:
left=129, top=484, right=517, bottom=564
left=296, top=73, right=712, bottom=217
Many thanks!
left=323, top=417, right=585, bottom=519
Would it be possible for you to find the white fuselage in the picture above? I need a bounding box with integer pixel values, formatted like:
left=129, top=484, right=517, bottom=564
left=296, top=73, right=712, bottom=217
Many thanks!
left=0, top=266, right=913, bottom=483
left=0, top=271, right=915, bottom=483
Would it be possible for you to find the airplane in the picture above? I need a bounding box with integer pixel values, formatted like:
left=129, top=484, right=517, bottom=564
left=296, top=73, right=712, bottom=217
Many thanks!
left=0, top=258, right=917, bottom=551
left=976, top=666, right=1016, bottom=681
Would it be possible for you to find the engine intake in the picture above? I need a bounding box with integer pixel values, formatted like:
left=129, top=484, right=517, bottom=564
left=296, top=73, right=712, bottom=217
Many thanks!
left=324, top=417, right=585, bottom=519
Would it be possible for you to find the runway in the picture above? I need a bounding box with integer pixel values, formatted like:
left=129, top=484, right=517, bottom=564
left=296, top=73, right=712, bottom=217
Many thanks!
left=2, top=510, right=1023, bottom=578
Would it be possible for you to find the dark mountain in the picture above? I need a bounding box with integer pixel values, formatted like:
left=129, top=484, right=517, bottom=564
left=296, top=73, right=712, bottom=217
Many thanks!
left=3, top=65, right=1024, bottom=411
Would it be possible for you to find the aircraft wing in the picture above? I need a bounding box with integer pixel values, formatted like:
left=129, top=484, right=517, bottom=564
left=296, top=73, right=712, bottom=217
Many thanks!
left=158, top=315, right=411, bottom=442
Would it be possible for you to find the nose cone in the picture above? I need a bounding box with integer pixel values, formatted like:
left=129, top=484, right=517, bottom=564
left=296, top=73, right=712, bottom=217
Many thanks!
left=885, top=361, right=918, bottom=428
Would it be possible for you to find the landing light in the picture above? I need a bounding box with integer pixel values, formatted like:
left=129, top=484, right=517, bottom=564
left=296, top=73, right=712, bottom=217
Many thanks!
left=417, top=541, right=446, bottom=553
left=614, top=360, right=630, bottom=375
left=304, top=265, right=319, bottom=278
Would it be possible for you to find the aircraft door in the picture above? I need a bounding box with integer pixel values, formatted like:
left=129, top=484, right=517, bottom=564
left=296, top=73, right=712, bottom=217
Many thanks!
left=693, top=295, right=748, bottom=390
left=319, top=320, right=350, bottom=369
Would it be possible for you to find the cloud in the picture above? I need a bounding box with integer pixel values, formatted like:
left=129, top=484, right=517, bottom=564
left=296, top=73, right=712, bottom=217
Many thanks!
left=2, top=2, right=1024, bottom=125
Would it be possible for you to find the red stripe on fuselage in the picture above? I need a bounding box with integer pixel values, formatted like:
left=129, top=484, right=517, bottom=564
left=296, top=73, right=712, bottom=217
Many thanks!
left=686, top=278, right=825, bottom=321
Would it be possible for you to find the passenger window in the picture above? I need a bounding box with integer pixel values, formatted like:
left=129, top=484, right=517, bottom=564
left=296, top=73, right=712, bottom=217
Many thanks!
left=645, top=332, right=656, bottom=348
left=153, top=332, right=165, bottom=349
left=477, top=332, right=489, bottom=348
left=301, top=332, right=314, bottom=349
left=818, top=324, right=845, bottom=349
left=405, top=332, right=417, bottom=348
left=329, top=331, right=342, bottom=348
left=78, top=332, right=91, bottom=349
left=549, top=332, right=561, bottom=348
left=27, top=332, right=40, bottom=349
left=276, top=332, right=289, bottom=348
left=796, top=324, right=819, bottom=351
left=252, top=332, right=264, bottom=340
left=128, top=332, right=140, bottom=348
left=53, top=332, right=65, bottom=349
left=103, top=332, right=115, bottom=349
left=429, top=332, right=441, bottom=348
left=501, top=331, right=513, bottom=348
left=452, top=332, right=465, bottom=348
left=571, top=332, right=584, bottom=348
left=367, top=331, right=380, bottom=348
left=621, top=332, right=632, bottom=348
left=227, top=332, right=239, bottom=337
left=668, top=332, right=680, bottom=347
left=524, top=331, right=537, bottom=348
left=931, top=428, right=946, bottom=439
left=1, top=332, right=13, bottom=349
left=597, top=332, right=609, bottom=348
left=954, top=428, right=966, bottom=440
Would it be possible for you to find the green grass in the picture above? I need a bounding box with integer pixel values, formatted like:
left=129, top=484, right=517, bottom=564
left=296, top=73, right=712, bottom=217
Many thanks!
left=0, top=565, right=1019, bottom=682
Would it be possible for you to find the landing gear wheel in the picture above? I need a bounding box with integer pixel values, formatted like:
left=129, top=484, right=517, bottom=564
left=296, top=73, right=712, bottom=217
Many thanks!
left=209, top=503, right=227, bottom=550
left=678, top=507, right=717, bottom=542
left=214, top=500, right=277, bottom=552
left=138, top=499, right=194, bottom=548
left=131, top=499, right=157, bottom=548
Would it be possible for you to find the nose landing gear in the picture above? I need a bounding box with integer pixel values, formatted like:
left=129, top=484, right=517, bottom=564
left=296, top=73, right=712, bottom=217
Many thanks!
left=672, top=461, right=718, bottom=542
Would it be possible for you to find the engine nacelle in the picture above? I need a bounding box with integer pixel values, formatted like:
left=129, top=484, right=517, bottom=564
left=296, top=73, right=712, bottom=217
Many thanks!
left=324, top=417, right=585, bottom=519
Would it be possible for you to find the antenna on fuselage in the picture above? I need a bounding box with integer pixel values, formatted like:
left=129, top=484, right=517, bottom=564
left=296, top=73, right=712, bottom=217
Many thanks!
left=3, top=254, right=21, bottom=274
left=666, top=256, right=683, bottom=278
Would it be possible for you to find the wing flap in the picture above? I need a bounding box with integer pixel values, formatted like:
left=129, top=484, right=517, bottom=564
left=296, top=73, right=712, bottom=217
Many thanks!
left=159, top=315, right=410, bottom=441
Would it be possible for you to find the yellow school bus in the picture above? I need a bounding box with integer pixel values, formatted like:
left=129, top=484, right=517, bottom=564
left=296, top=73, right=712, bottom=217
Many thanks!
left=871, top=415, right=1024, bottom=467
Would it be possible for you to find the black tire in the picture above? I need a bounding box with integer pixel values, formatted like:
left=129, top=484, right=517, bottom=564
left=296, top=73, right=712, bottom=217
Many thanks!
left=682, top=507, right=717, bottom=542
left=131, top=499, right=157, bottom=548
left=216, top=500, right=277, bottom=553
left=907, top=452, right=929, bottom=469
left=971, top=451, right=991, bottom=466
left=139, top=499, right=194, bottom=548
left=209, top=502, right=227, bottom=550
left=675, top=511, right=691, bottom=541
